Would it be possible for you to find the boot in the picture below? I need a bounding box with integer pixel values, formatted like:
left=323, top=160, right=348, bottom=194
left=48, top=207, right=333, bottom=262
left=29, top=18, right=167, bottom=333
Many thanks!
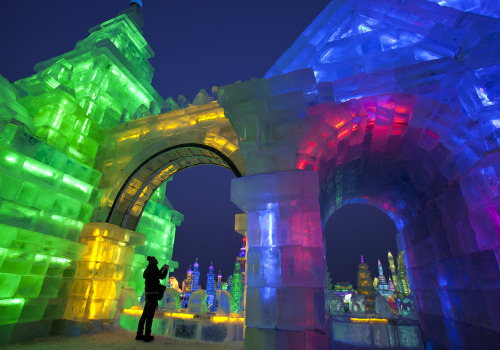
left=135, top=332, right=144, bottom=340
left=143, top=335, right=155, bottom=342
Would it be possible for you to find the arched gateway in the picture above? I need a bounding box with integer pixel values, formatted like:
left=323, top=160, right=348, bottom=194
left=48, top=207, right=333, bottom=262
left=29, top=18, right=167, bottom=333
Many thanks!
left=1, top=0, right=499, bottom=349
left=97, top=101, right=245, bottom=230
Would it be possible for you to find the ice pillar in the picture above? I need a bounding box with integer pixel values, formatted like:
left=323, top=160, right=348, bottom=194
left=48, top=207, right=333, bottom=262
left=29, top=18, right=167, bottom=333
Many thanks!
left=64, top=222, right=145, bottom=321
left=232, top=170, right=327, bottom=350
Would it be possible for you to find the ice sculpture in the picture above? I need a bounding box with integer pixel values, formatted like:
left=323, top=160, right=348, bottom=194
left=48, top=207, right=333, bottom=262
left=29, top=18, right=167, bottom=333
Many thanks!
left=163, top=289, right=181, bottom=311
left=2, top=0, right=500, bottom=348
left=220, top=0, right=500, bottom=346
left=350, top=295, right=366, bottom=315
left=400, top=295, right=419, bottom=320
left=187, top=290, right=207, bottom=315
left=328, top=295, right=345, bottom=316
left=0, top=2, right=185, bottom=344
left=375, top=295, right=395, bottom=319
left=216, top=291, right=234, bottom=316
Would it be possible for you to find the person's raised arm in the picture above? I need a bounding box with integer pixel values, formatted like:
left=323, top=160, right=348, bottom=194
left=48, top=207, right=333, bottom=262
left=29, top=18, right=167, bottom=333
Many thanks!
left=160, top=264, right=169, bottom=279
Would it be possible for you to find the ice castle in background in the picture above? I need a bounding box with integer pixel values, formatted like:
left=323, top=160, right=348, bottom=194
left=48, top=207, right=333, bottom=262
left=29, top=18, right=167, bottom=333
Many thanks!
left=1, top=0, right=500, bottom=348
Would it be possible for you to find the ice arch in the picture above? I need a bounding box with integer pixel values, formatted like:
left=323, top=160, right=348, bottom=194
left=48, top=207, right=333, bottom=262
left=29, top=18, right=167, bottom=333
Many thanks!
left=220, top=65, right=500, bottom=348
left=298, top=92, right=500, bottom=347
left=2, top=0, right=500, bottom=348
left=298, top=94, right=465, bottom=226
left=92, top=101, right=246, bottom=230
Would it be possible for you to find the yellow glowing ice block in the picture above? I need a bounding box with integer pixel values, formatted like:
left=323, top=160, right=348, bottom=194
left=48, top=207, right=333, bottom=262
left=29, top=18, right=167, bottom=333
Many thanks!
left=64, top=223, right=145, bottom=321
left=350, top=318, right=389, bottom=324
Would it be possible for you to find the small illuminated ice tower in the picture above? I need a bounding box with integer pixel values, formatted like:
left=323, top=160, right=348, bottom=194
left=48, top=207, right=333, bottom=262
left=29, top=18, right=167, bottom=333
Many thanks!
left=181, top=266, right=193, bottom=308
left=396, top=252, right=411, bottom=299
left=229, top=262, right=243, bottom=313
left=388, top=251, right=398, bottom=294
left=206, top=263, right=216, bottom=311
left=356, top=254, right=376, bottom=314
left=192, top=258, right=200, bottom=292
left=216, top=271, right=222, bottom=291
left=376, top=258, right=393, bottom=299
left=388, top=277, right=396, bottom=294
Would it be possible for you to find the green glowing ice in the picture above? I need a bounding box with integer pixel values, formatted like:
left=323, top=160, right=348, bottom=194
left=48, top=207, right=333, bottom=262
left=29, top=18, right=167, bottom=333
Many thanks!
left=129, top=180, right=183, bottom=298
left=229, top=262, right=243, bottom=313
left=0, top=4, right=182, bottom=344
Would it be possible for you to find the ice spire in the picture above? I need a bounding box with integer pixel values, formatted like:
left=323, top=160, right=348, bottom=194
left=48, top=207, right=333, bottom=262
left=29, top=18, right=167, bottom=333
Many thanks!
left=192, top=258, right=200, bottom=292
left=376, top=258, right=393, bottom=299
left=206, top=262, right=216, bottom=311
left=388, top=250, right=398, bottom=293
left=388, top=277, right=396, bottom=293
left=118, top=0, right=144, bottom=28
left=216, top=270, right=222, bottom=290
left=130, top=0, right=143, bottom=7
left=378, top=258, right=384, bottom=277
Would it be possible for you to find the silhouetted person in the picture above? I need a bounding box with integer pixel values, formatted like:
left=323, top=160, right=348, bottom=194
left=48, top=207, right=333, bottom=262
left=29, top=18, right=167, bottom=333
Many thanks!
left=136, top=256, right=168, bottom=342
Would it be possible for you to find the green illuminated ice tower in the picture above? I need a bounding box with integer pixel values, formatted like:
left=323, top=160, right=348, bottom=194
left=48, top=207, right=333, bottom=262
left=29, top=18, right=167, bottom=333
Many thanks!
left=396, top=251, right=411, bottom=299
left=0, top=1, right=182, bottom=344
left=229, top=262, right=243, bottom=313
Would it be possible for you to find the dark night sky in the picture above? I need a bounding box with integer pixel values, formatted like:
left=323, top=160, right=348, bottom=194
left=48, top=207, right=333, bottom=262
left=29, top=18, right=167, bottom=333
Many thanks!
left=1, top=0, right=397, bottom=288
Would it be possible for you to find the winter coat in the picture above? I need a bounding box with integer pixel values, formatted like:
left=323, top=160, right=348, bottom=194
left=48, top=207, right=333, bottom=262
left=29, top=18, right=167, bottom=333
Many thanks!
left=143, top=264, right=168, bottom=299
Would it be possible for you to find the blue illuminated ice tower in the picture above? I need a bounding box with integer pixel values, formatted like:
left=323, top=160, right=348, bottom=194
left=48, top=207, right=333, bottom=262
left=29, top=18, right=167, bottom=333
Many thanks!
left=192, top=258, right=200, bottom=292
left=216, top=270, right=222, bottom=291
left=206, top=263, right=216, bottom=311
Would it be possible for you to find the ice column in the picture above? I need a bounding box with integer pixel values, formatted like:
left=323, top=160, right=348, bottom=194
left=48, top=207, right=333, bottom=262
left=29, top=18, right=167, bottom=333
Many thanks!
left=232, top=170, right=327, bottom=350
left=64, top=222, right=145, bottom=321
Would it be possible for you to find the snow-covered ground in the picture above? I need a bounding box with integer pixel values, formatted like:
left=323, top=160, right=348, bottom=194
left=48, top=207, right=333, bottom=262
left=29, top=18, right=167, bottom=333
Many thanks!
left=3, top=328, right=244, bottom=350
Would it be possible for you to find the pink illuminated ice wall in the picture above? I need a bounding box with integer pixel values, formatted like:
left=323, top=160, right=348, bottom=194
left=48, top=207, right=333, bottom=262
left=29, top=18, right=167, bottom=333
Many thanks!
left=221, top=0, right=500, bottom=348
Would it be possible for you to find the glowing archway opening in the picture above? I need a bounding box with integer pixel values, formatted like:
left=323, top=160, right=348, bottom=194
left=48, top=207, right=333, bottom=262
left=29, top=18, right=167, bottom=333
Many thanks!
left=107, top=143, right=242, bottom=231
